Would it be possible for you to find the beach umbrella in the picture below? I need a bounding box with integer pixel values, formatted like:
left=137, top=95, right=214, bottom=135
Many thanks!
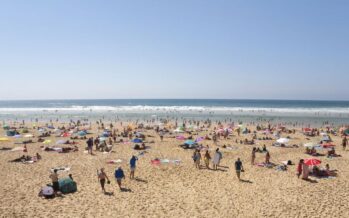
left=132, top=138, right=143, bottom=143
left=304, top=158, right=321, bottom=166
left=176, top=135, right=186, bottom=140
left=195, top=137, right=204, bottom=143
left=184, top=140, right=195, bottom=145
left=78, top=131, right=87, bottom=136
left=322, top=143, right=335, bottom=148
left=277, top=138, right=290, bottom=144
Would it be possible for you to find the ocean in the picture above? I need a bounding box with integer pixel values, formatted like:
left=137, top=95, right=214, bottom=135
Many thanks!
left=0, top=99, right=349, bottom=125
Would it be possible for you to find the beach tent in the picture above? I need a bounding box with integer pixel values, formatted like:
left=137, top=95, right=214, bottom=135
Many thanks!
left=321, top=135, right=331, bottom=142
left=58, top=178, right=77, bottom=194
left=345, top=129, right=349, bottom=136
left=21, top=129, right=29, bottom=134
left=6, top=130, right=16, bottom=137
left=102, top=131, right=111, bottom=137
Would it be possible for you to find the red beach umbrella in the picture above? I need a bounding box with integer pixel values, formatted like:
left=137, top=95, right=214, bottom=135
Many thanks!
left=304, top=158, right=321, bottom=166
left=322, top=143, right=335, bottom=148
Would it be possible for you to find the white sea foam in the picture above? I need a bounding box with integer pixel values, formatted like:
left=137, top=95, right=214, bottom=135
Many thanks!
left=0, top=105, right=348, bottom=116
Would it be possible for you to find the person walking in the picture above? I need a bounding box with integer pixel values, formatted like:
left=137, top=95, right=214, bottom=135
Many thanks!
left=114, top=167, right=125, bottom=190
left=129, top=155, right=138, bottom=179
left=98, top=168, right=110, bottom=193
left=235, top=158, right=244, bottom=181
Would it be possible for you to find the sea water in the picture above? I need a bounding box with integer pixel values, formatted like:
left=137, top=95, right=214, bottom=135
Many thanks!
left=0, top=99, right=348, bottom=125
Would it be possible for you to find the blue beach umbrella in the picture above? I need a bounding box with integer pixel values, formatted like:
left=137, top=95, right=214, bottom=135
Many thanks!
left=132, top=138, right=143, bottom=143
left=184, top=140, right=195, bottom=145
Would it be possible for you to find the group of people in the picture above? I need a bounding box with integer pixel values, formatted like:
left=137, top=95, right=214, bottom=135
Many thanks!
left=192, top=148, right=223, bottom=170
left=191, top=148, right=245, bottom=181
left=96, top=155, right=138, bottom=193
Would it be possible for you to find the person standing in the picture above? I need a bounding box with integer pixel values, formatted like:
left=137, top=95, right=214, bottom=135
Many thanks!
left=49, top=169, right=59, bottom=194
left=297, top=159, right=304, bottom=178
left=265, top=151, right=270, bottom=164
left=129, top=155, right=138, bottom=179
left=204, top=150, right=211, bottom=169
left=98, top=168, right=110, bottom=193
left=235, top=158, right=244, bottom=181
left=342, top=136, right=347, bottom=151
left=212, top=148, right=222, bottom=170
left=87, top=137, right=93, bottom=155
left=302, top=162, right=309, bottom=180
left=251, top=147, right=256, bottom=165
left=114, top=167, right=125, bottom=190
left=193, top=150, right=201, bottom=169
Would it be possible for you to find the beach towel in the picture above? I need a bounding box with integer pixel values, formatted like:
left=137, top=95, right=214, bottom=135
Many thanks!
left=11, top=147, right=25, bottom=152
left=106, top=159, right=122, bottom=164
left=51, top=167, right=71, bottom=173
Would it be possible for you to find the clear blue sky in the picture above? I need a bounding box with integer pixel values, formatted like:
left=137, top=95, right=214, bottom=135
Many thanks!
left=0, top=0, right=348, bottom=100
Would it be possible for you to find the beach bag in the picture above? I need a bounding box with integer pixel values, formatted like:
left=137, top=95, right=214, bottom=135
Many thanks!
left=59, top=178, right=77, bottom=194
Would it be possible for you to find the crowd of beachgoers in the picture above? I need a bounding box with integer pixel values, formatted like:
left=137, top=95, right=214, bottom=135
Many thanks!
left=1, top=117, right=349, bottom=217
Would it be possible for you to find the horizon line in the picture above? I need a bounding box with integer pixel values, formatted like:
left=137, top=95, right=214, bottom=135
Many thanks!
left=0, top=98, right=349, bottom=102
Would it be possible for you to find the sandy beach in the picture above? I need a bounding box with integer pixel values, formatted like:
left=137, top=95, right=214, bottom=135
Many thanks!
left=0, top=120, right=349, bottom=218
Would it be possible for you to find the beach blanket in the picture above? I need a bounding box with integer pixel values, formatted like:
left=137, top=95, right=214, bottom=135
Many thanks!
left=151, top=159, right=181, bottom=166
left=256, top=163, right=276, bottom=168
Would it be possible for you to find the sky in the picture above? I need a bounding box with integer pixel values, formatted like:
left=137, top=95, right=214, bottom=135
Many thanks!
left=0, top=0, right=348, bottom=100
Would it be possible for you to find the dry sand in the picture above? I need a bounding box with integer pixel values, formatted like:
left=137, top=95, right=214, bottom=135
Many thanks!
left=1, top=121, right=349, bottom=218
